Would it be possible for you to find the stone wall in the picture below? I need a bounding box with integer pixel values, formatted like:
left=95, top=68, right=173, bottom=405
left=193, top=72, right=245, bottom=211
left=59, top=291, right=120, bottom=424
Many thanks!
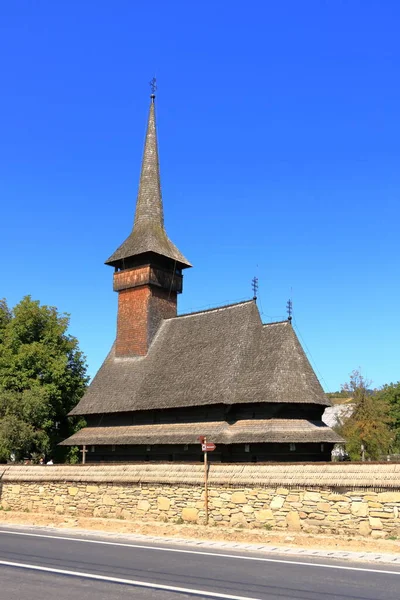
left=1, top=464, right=400, bottom=538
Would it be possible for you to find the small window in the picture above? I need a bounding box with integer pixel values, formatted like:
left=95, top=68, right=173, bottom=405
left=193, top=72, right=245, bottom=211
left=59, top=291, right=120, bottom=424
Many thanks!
left=91, top=446, right=95, bottom=453
left=111, top=445, right=116, bottom=452
left=245, top=444, right=250, bottom=453
left=289, top=443, right=296, bottom=452
left=146, top=446, right=151, bottom=452
left=321, top=443, right=325, bottom=452
left=184, top=444, right=189, bottom=451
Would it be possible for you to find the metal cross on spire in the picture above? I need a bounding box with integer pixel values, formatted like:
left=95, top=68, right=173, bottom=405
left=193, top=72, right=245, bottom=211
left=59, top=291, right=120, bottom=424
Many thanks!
left=252, top=276, right=259, bottom=301
left=149, top=77, right=157, bottom=100
left=286, top=298, right=293, bottom=322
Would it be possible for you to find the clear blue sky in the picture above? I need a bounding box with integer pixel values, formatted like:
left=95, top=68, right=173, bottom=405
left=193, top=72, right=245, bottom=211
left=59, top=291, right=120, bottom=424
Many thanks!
left=1, top=1, right=399, bottom=392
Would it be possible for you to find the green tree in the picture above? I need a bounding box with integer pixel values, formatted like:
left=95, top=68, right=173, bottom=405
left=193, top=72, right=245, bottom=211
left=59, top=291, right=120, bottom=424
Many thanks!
left=336, top=370, right=394, bottom=461
left=0, top=296, right=88, bottom=463
left=373, top=382, right=400, bottom=452
left=0, top=299, right=11, bottom=343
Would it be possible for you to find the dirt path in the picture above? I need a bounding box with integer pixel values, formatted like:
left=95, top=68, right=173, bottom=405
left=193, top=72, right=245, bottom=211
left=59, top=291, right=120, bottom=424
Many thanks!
left=0, top=510, right=399, bottom=555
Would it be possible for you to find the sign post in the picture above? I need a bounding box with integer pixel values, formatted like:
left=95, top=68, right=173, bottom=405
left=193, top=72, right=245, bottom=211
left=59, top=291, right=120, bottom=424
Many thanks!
left=203, top=437, right=208, bottom=525
left=198, top=437, right=216, bottom=525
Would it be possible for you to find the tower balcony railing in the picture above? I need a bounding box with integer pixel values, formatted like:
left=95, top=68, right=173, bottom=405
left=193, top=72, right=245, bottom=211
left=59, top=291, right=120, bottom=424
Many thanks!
left=113, top=265, right=183, bottom=293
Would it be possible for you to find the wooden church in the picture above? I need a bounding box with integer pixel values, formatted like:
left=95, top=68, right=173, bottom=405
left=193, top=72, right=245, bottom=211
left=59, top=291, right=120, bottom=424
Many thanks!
left=61, top=90, right=342, bottom=463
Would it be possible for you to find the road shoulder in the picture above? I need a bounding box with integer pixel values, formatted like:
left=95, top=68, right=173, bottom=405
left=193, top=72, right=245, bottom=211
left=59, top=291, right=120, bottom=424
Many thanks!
left=0, top=511, right=398, bottom=566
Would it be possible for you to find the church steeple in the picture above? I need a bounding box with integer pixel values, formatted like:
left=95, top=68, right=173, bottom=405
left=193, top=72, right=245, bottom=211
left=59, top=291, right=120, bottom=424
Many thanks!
left=107, top=89, right=191, bottom=358
left=105, top=92, right=191, bottom=269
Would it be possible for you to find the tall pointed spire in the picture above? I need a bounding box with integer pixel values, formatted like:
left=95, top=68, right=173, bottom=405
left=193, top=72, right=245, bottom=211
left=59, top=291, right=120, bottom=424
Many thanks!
left=133, top=94, right=164, bottom=232
left=105, top=90, right=191, bottom=268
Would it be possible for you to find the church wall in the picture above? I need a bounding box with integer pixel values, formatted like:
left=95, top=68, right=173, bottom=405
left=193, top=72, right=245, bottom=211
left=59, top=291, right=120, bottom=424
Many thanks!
left=116, top=286, right=150, bottom=356
left=148, top=286, right=177, bottom=344
left=115, top=282, right=177, bottom=356
left=84, top=443, right=333, bottom=463
left=86, top=403, right=325, bottom=427
left=0, top=464, right=399, bottom=538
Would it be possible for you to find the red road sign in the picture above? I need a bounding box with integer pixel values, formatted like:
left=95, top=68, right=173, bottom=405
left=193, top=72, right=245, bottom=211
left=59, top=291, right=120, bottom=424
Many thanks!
left=201, top=442, right=216, bottom=452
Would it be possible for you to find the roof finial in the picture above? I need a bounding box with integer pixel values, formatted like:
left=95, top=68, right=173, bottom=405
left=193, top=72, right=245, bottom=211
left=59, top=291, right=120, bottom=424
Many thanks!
left=149, top=77, right=157, bottom=102
left=251, top=276, right=259, bottom=302
left=286, top=298, right=293, bottom=323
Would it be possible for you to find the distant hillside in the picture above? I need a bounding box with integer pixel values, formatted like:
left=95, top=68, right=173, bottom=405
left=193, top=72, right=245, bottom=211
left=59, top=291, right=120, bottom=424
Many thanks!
left=326, top=391, right=353, bottom=406
left=326, top=391, right=350, bottom=399
left=326, top=389, right=374, bottom=405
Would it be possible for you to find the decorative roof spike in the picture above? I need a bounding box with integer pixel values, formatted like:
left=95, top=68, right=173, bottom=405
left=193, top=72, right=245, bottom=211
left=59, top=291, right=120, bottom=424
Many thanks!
left=286, top=298, right=293, bottom=323
left=105, top=88, right=191, bottom=268
left=149, top=76, right=157, bottom=100
left=252, top=276, right=259, bottom=301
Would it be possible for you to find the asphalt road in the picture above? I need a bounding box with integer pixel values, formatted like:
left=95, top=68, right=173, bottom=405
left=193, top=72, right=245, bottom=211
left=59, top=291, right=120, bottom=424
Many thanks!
left=0, top=527, right=399, bottom=600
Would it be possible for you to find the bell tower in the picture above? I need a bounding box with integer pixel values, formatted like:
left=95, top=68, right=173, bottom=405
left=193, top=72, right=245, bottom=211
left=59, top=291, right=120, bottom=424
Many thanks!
left=105, top=89, right=191, bottom=356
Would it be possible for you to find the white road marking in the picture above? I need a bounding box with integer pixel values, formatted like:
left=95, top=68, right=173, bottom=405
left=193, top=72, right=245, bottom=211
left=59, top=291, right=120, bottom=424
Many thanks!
left=0, top=559, right=262, bottom=600
left=0, top=528, right=399, bottom=576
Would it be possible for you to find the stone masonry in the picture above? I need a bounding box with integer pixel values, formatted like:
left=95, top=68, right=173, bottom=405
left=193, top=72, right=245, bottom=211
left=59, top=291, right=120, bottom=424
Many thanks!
left=1, top=475, right=400, bottom=538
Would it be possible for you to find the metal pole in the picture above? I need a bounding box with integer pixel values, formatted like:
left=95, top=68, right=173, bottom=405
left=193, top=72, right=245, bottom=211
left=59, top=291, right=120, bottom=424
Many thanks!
left=204, top=437, right=208, bottom=525
left=82, top=445, right=86, bottom=465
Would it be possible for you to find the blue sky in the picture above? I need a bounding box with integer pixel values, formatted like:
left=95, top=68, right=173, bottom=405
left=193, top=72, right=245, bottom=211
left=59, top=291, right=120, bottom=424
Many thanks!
left=0, top=1, right=399, bottom=391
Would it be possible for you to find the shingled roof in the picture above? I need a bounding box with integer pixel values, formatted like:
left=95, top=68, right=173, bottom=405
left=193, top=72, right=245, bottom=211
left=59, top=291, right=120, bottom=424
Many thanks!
left=105, top=95, right=191, bottom=268
left=61, top=419, right=342, bottom=446
left=70, top=301, right=331, bottom=416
